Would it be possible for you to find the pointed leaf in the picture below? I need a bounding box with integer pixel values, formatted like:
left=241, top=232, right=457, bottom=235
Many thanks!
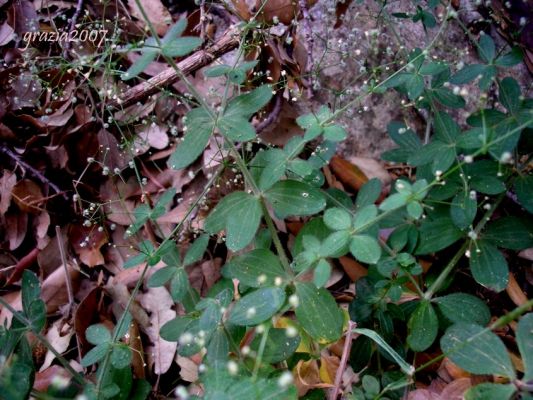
left=469, top=240, right=509, bottom=292
left=350, top=235, right=382, bottom=264
left=407, top=301, right=438, bottom=352
left=224, top=249, right=287, bottom=288
left=434, top=293, right=490, bottom=325
left=441, top=323, right=515, bottom=379
left=228, top=287, right=286, bottom=326
left=264, top=180, right=326, bottom=218
left=294, top=282, right=343, bottom=343
left=465, top=383, right=515, bottom=400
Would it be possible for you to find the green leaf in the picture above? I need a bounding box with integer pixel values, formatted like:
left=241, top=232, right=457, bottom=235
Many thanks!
left=168, top=107, right=212, bottom=170
left=21, top=270, right=40, bottom=314
left=478, top=34, right=496, bottom=63
left=161, top=36, right=202, bottom=57
left=406, top=74, right=424, bottom=100
left=205, top=191, right=262, bottom=251
left=264, top=180, right=326, bottom=219
left=147, top=266, right=177, bottom=287
left=362, top=375, right=380, bottom=396
left=350, top=235, right=381, bottom=264
left=515, top=175, right=533, bottom=214
left=323, top=124, right=347, bottom=141
left=218, top=116, right=256, bottom=142
left=86, top=324, right=111, bottom=345
left=498, top=77, right=521, bottom=114
left=250, top=149, right=288, bottom=191
left=356, top=178, right=382, bottom=208
left=294, top=282, right=343, bottom=344
left=353, top=205, right=378, bottom=231
left=379, top=193, right=409, bottom=211
left=226, top=196, right=262, bottom=251
left=160, top=316, right=194, bottom=341
left=170, top=268, right=190, bottom=302
left=225, top=85, right=273, bottom=117
left=434, top=293, right=491, bottom=325
left=432, top=88, right=465, bottom=109
left=228, top=287, right=286, bottom=326
left=469, top=240, right=509, bottom=292
left=27, top=300, right=46, bottom=332
left=517, top=313, right=533, bottom=381
left=313, top=259, right=332, bottom=288
left=441, top=323, right=515, bottom=379
left=407, top=301, right=438, bottom=352
left=494, top=47, right=523, bottom=67
left=250, top=328, right=300, bottom=363
left=420, top=62, right=448, bottom=75
left=483, top=217, right=533, bottom=250
left=319, top=230, right=351, bottom=258
left=450, top=191, right=477, bottom=229
left=223, top=249, right=287, bottom=288
left=450, top=64, right=486, bottom=85
left=122, top=48, right=158, bottom=80
left=206, top=326, right=229, bottom=364
left=407, top=201, right=423, bottom=219
left=415, top=218, right=463, bottom=254
left=323, top=207, right=352, bottom=231
left=183, top=234, right=209, bottom=266
left=110, top=344, right=132, bottom=369
left=434, top=111, right=460, bottom=144
left=465, top=383, right=516, bottom=400
left=352, top=328, right=414, bottom=375
left=81, top=343, right=110, bottom=367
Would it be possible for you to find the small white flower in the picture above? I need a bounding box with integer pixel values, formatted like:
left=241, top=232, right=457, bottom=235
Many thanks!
left=288, top=294, right=299, bottom=308
left=465, top=250, right=471, bottom=258
left=285, top=326, right=298, bottom=338
left=241, top=345, right=251, bottom=356
left=175, top=386, right=189, bottom=399
left=246, top=307, right=257, bottom=319
left=227, top=360, right=239, bottom=375
left=274, top=277, right=283, bottom=286
left=467, top=230, right=478, bottom=240
left=277, top=371, right=294, bottom=388
left=464, top=155, right=474, bottom=163
left=257, top=274, right=267, bottom=284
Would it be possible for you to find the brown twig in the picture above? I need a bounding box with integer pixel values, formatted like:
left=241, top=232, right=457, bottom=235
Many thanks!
left=329, top=320, right=357, bottom=400
left=62, top=0, right=85, bottom=57
left=298, top=0, right=314, bottom=95
left=0, top=145, right=68, bottom=200
left=55, top=226, right=75, bottom=309
left=106, top=25, right=241, bottom=110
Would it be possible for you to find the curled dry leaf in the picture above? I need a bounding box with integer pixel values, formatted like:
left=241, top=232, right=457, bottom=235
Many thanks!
left=33, top=211, right=50, bottom=249
left=506, top=272, right=528, bottom=306
left=348, top=156, right=391, bottom=186
left=319, top=353, right=340, bottom=384
left=138, top=286, right=177, bottom=375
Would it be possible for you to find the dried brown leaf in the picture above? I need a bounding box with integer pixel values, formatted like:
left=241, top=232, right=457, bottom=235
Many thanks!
left=138, top=286, right=177, bottom=375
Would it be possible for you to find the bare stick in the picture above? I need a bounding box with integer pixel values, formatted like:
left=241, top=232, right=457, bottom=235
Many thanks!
left=0, top=145, right=68, bottom=200
left=329, top=320, right=357, bottom=400
left=298, top=0, right=314, bottom=95
left=63, top=0, right=85, bottom=57
left=106, top=25, right=240, bottom=110
left=55, top=226, right=75, bottom=308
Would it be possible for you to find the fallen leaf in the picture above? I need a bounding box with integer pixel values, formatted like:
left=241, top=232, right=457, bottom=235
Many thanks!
left=330, top=155, right=368, bottom=193
left=40, top=319, right=74, bottom=371
left=138, top=286, right=177, bottom=375
left=319, top=354, right=340, bottom=384
left=339, top=256, right=368, bottom=282
left=70, top=225, right=108, bottom=267
left=128, top=0, right=171, bottom=36
left=439, top=378, right=472, bottom=400
left=176, top=355, right=199, bottom=383
left=5, top=211, right=28, bottom=250
left=506, top=272, right=528, bottom=306
left=11, top=179, right=44, bottom=214
left=0, top=170, right=16, bottom=214
left=33, top=366, right=71, bottom=392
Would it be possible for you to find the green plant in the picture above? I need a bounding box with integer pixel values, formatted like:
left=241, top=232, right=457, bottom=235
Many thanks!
left=2, top=0, right=533, bottom=399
